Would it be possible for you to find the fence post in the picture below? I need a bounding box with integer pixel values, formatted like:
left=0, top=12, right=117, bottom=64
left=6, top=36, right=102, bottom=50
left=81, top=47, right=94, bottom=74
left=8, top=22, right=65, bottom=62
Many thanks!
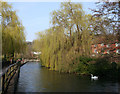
left=1, top=59, right=27, bottom=94
left=2, top=74, right=5, bottom=94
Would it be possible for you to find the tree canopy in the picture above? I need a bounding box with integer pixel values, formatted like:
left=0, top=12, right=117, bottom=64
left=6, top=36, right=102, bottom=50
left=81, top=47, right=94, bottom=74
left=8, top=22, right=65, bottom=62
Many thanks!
left=91, top=1, right=120, bottom=42
left=33, top=2, right=94, bottom=73
left=1, top=2, right=26, bottom=58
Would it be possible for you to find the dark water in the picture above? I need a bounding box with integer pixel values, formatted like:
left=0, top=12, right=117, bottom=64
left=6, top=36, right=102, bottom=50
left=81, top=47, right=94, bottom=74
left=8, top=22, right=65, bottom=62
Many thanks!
left=16, top=62, right=119, bottom=93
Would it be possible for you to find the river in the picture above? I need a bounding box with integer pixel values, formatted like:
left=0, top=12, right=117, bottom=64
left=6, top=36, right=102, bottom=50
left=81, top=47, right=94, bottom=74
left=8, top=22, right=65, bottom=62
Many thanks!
left=15, top=62, right=119, bottom=93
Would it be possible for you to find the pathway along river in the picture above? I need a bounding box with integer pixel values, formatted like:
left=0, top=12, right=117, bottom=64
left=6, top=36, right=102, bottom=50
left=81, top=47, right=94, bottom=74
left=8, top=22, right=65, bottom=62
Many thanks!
left=15, top=62, right=119, bottom=93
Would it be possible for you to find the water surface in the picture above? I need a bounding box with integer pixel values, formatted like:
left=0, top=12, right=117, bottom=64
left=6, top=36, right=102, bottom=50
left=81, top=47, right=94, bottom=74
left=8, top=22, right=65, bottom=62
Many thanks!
left=16, top=62, right=119, bottom=93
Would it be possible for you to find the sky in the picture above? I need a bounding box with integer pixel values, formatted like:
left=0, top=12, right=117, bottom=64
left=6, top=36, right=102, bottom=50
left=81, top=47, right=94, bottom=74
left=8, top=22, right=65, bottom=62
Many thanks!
left=9, top=2, right=96, bottom=42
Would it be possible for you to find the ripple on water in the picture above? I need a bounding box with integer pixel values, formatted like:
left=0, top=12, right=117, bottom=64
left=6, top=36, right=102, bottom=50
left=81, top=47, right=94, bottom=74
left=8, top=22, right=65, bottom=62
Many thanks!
left=16, top=62, right=119, bottom=93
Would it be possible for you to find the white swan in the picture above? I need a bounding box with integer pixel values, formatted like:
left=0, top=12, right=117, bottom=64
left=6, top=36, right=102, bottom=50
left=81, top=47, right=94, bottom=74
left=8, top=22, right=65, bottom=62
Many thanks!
left=91, top=74, right=98, bottom=80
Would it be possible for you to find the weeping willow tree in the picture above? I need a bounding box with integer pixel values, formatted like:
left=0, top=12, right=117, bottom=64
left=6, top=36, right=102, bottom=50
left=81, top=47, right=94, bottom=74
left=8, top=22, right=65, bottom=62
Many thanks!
left=33, top=2, right=94, bottom=73
left=51, top=2, right=94, bottom=56
left=1, top=2, right=26, bottom=59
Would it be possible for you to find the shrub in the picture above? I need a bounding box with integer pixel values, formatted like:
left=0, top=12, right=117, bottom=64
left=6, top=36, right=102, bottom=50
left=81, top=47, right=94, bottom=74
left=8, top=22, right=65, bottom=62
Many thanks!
left=88, top=57, right=118, bottom=78
left=74, top=56, right=95, bottom=75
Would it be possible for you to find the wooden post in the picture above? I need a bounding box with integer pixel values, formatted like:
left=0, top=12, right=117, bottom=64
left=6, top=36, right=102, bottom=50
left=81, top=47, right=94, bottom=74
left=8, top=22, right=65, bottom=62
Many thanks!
left=1, top=59, right=28, bottom=94
left=2, top=74, right=5, bottom=94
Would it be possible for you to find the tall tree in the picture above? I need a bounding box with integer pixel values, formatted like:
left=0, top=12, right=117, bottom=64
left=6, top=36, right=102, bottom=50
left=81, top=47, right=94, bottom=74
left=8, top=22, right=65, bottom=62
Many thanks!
left=33, top=2, right=94, bottom=72
left=51, top=2, right=84, bottom=39
left=51, top=2, right=93, bottom=55
left=91, top=1, right=120, bottom=42
left=1, top=2, right=26, bottom=59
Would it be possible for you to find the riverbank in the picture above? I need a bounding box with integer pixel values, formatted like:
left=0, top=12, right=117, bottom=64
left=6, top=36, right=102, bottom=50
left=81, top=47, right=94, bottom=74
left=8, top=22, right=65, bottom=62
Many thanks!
left=40, top=56, right=120, bottom=79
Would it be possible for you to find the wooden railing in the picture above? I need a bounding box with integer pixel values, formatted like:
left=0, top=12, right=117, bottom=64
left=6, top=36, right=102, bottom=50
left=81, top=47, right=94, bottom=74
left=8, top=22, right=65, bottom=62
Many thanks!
left=0, top=59, right=40, bottom=94
left=0, top=60, right=22, bottom=94
left=25, top=59, right=40, bottom=62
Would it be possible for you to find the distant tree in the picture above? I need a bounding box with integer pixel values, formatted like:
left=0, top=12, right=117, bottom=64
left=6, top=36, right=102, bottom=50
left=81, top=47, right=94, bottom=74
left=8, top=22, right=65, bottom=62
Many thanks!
left=91, top=1, right=120, bottom=42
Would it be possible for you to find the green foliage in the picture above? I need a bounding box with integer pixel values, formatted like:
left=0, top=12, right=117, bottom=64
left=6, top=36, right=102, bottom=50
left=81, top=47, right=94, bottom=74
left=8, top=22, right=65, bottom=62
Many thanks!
left=118, top=63, right=120, bottom=78
left=79, top=56, right=95, bottom=63
left=32, top=2, right=118, bottom=78
left=74, top=57, right=95, bottom=75
left=75, top=61, right=89, bottom=75
left=1, top=2, right=26, bottom=59
left=32, top=2, right=94, bottom=73
left=91, top=58, right=111, bottom=76
left=88, top=57, right=119, bottom=78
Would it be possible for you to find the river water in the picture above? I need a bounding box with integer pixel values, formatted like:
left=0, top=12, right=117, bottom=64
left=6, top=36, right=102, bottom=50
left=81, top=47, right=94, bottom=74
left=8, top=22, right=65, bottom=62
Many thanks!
left=15, top=62, right=119, bottom=93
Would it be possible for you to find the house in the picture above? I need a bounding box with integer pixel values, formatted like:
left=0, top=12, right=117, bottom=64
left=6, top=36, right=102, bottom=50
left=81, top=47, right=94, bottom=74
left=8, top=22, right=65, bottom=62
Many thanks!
left=91, top=40, right=120, bottom=56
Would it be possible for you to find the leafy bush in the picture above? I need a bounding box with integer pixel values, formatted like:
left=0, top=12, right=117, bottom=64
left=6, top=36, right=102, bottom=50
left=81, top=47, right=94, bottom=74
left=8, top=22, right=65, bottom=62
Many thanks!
left=74, top=56, right=95, bottom=75
left=79, top=56, right=96, bottom=63
left=88, top=57, right=119, bottom=78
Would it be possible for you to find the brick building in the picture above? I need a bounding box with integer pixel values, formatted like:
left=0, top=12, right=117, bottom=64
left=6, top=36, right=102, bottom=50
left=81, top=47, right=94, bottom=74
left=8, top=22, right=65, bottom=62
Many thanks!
left=91, top=41, right=120, bottom=56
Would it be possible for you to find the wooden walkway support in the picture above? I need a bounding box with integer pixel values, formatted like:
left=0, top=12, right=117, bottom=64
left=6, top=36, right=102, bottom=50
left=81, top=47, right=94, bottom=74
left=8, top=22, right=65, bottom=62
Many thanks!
left=0, top=59, right=40, bottom=94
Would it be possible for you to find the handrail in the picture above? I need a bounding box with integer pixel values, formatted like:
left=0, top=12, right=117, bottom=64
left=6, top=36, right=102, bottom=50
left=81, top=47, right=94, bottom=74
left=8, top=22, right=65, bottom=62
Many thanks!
left=1, top=63, right=17, bottom=78
left=0, top=59, right=40, bottom=94
left=1, top=60, right=21, bottom=94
